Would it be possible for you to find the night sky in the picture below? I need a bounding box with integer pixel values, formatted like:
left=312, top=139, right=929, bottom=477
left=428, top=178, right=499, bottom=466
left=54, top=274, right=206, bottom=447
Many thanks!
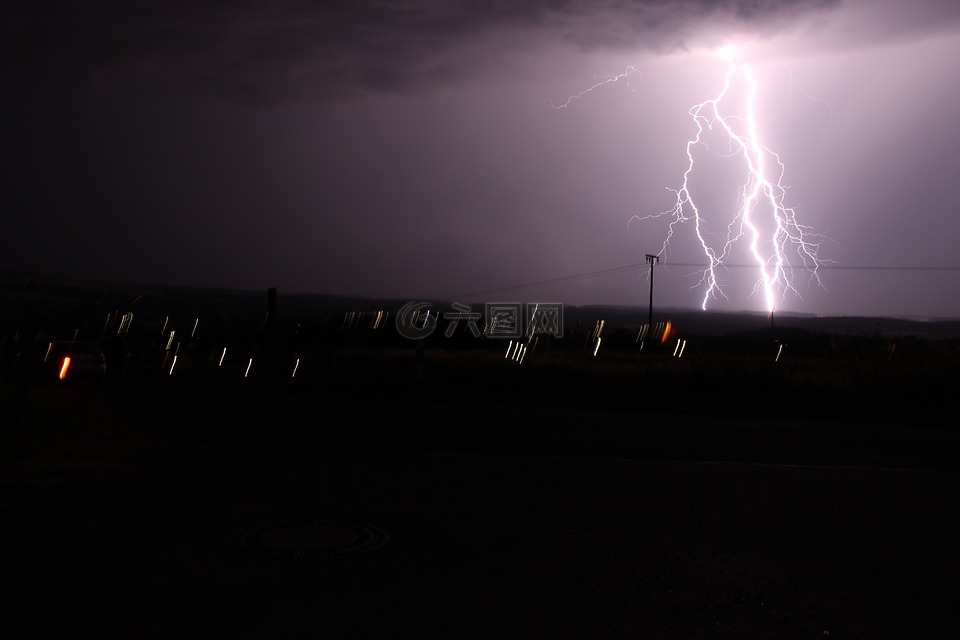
left=6, top=0, right=960, bottom=319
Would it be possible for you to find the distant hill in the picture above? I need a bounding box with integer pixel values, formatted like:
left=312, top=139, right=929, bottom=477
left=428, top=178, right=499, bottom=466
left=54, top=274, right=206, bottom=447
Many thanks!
left=3, top=272, right=960, bottom=340
left=556, top=305, right=960, bottom=339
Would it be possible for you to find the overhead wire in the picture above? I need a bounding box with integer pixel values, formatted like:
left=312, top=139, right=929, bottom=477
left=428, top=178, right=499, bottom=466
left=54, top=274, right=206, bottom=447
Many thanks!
left=446, top=261, right=960, bottom=301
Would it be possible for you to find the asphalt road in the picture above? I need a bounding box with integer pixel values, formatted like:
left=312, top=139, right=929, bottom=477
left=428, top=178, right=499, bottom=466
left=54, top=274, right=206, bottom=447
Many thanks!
left=3, top=381, right=960, bottom=639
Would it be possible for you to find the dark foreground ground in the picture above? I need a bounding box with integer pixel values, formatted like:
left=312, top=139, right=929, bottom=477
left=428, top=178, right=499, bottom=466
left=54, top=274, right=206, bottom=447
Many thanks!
left=2, top=355, right=960, bottom=639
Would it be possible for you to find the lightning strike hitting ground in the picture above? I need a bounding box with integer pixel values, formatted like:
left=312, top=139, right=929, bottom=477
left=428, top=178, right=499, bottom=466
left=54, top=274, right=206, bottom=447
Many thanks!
left=630, top=49, right=826, bottom=312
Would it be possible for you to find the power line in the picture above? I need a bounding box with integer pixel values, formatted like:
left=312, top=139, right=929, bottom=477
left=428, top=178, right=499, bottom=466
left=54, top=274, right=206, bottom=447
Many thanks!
left=447, top=261, right=960, bottom=301
left=668, top=263, right=960, bottom=272
left=448, top=263, right=645, bottom=300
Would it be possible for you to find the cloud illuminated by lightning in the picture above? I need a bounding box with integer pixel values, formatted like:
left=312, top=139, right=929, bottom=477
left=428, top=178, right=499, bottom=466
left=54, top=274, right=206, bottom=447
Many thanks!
left=629, top=47, right=827, bottom=312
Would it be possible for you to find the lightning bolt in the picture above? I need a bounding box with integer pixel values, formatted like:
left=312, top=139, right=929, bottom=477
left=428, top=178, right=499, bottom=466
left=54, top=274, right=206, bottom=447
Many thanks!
left=543, top=65, right=641, bottom=110
left=630, top=48, right=826, bottom=312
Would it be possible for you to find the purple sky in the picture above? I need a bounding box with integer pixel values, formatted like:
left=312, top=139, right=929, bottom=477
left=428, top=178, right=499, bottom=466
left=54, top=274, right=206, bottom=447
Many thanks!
left=6, top=0, right=960, bottom=318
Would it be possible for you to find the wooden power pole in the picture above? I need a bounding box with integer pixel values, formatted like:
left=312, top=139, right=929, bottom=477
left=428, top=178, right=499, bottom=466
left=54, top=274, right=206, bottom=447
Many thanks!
left=645, top=254, right=659, bottom=332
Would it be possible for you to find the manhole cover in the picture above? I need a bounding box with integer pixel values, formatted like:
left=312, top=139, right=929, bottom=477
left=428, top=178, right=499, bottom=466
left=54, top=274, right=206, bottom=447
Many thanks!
left=237, top=518, right=389, bottom=559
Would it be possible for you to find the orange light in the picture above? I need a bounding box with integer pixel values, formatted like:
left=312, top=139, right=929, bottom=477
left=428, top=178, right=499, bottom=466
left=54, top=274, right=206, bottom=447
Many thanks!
left=59, top=356, right=71, bottom=380
left=661, top=321, right=673, bottom=344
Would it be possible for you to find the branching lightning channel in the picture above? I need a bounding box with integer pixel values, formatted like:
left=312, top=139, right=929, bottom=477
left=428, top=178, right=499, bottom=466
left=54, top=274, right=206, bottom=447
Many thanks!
left=544, top=65, right=641, bottom=110
left=630, top=49, right=827, bottom=312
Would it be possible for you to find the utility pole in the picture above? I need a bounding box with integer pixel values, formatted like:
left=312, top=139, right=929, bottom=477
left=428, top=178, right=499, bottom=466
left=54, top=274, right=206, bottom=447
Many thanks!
left=645, top=253, right=659, bottom=332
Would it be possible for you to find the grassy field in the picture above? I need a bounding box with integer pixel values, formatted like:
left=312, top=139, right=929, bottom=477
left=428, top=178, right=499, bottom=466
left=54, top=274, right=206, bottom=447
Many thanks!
left=3, top=276, right=959, bottom=485
left=3, top=331, right=958, bottom=488
left=5, top=278, right=960, bottom=640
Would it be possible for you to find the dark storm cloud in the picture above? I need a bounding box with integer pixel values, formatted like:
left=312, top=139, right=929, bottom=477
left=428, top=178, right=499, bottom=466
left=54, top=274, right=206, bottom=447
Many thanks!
left=9, top=0, right=840, bottom=104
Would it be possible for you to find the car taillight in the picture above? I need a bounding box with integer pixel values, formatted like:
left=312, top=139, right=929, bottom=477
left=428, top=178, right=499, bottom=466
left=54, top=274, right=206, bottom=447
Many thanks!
left=59, top=356, right=71, bottom=380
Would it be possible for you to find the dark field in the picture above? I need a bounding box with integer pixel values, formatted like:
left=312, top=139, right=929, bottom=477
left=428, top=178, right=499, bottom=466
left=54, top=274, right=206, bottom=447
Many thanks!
left=4, top=274, right=959, bottom=431
left=3, top=277, right=960, bottom=638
